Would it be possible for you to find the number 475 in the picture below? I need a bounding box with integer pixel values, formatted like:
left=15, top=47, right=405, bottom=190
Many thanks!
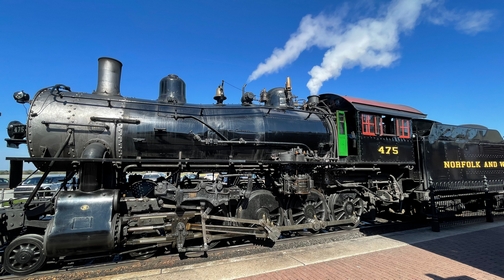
left=378, top=146, right=398, bottom=155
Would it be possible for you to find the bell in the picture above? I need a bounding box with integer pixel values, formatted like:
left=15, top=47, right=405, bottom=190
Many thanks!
left=214, top=83, right=227, bottom=104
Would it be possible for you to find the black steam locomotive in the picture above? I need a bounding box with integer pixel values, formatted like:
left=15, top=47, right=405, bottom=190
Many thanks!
left=2, top=57, right=504, bottom=275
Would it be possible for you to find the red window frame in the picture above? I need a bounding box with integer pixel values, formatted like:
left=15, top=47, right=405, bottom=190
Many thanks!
left=361, top=114, right=377, bottom=136
left=396, top=118, right=411, bottom=139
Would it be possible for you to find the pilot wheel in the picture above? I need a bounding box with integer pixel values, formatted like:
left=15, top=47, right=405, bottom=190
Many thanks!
left=3, top=234, right=46, bottom=276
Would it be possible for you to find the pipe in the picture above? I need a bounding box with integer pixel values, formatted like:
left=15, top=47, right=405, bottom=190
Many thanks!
left=80, top=143, right=108, bottom=192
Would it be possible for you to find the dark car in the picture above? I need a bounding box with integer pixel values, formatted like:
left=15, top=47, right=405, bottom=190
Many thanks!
left=0, top=178, right=8, bottom=189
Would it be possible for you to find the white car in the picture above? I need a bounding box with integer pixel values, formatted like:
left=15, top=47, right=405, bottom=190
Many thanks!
left=142, top=173, right=166, bottom=181
left=13, top=175, right=68, bottom=198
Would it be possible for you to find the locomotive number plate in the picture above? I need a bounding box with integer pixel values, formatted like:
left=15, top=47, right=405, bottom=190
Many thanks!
left=378, top=146, right=398, bottom=155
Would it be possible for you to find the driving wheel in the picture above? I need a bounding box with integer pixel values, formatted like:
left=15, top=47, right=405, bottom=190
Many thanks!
left=329, top=192, right=364, bottom=230
left=287, top=189, right=328, bottom=228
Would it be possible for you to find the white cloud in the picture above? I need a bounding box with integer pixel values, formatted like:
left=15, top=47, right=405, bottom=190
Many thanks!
left=427, top=4, right=495, bottom=35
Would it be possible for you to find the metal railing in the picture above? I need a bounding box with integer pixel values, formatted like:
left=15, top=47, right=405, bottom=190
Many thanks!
left=429, top=176, right=504, bottom=232
left=1, top=189, right=65, bottom=208
left=12, top=189, right=60, bottom=199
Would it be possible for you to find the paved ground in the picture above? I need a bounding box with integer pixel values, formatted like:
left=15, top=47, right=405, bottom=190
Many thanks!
left=86, top=220, right=504, bottom=280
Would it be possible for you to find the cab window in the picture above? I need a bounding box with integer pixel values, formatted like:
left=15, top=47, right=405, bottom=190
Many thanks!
left=397, top=118, right=411, bottom=138
left=361, top=113, right=411, bottom=139
left=361, top=114, right=376, bottom=136
left=361, top=114, right=377, bottom=136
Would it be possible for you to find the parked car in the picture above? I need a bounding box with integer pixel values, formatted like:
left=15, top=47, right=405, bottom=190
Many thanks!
left=0, top=178, right=8, bottom=189
left=13, top=175, right=67, bottom=198
left=180, top=172, right=197, bottom=181
left=142, top=173, right=166, bottom=181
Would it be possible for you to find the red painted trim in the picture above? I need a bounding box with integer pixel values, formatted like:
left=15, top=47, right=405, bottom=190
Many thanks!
left=342, top=96, right=424, bottom=115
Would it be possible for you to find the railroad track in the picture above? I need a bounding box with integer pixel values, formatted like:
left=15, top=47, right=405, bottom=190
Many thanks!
left=0, top=219, right=428, bottom=280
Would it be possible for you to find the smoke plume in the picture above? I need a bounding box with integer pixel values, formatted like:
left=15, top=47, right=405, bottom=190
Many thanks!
left=248, top=0, right=495, bottom=95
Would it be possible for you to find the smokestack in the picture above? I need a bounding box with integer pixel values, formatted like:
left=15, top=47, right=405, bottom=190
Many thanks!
left=95, top=57, right=122, bottom=96
left=307, top=95, right=319, bottom=105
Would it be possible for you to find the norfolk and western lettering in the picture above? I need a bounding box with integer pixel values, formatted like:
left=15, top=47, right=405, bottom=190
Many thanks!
left=443, top=161, right=504, bottom=168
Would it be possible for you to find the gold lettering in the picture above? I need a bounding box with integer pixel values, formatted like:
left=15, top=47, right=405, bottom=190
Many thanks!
left=483, top=161, right=498, bottom=168
left=487, top=161, right=497, bottom=167
left=442, top=161, right=488, bottom=168
left=378, top=146, right=399, bottom=155
left=442, top=160, right=504, bottom=168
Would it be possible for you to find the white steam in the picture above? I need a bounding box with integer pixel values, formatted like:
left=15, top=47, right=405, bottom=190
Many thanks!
left=248, top=0, right=495, bottom=95
left=246, top=14, right=342, bottom=83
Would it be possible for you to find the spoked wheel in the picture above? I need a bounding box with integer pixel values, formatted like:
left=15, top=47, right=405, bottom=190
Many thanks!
left=241, top=205, right=286, bottom=244
left=287, top=190, right=328, bottom=230
left=250, top=206, right=286, bottom=227
left=329, top=192, right=364, bottom=230
left=128, top=246, right=158, bottom=260
left=3, top=234, right=46, bottom=276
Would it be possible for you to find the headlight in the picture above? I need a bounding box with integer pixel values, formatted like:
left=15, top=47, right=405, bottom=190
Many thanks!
left=13, top=90, right=30, bottom=104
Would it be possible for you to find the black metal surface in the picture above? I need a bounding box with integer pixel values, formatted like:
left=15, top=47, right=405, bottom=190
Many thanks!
left=24, top=90, right=332, bottom=171
left=8, top=161, right=22, bottom=189
left=418, top=121, right=504, bottom=188
left=44, top=190, right=117, bottom=258
left=359, top=136, right=415, bottom=164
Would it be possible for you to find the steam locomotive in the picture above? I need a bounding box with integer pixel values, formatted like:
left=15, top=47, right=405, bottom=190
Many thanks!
left=2, top=57, right=504, bottom=275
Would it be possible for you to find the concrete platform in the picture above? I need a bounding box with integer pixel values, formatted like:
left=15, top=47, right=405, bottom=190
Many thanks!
left=86, top=221, right=504, bottom=280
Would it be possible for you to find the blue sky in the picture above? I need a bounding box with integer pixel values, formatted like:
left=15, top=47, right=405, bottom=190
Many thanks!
left=0, top=0, right=503, bottom=170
